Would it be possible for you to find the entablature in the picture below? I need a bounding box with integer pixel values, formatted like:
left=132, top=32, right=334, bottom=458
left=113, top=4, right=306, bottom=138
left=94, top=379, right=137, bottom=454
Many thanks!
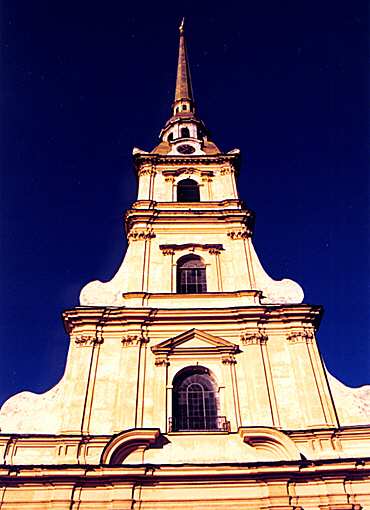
left=1, top=426, right=370, bottom=466
left=63, top=304, right=323, bottom=335
left=131, top=199, right=245, bottom=210
left=159, top=243, right=224, bottom=255
left=133, top=152, right=241, bottom=176
left=120, top=290, right=263, bottom=309
left=124, top=207, right=254, bottom=234
left=162, top=167, right=215, bottom=178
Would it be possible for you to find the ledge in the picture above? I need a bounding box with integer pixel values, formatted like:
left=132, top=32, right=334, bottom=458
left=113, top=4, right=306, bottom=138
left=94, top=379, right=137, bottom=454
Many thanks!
left=122, top=290, right=263, bottom=308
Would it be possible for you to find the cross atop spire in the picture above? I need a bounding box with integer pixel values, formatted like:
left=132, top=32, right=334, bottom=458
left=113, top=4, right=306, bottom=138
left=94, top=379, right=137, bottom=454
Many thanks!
left=179, top=17, right=185, bottom=34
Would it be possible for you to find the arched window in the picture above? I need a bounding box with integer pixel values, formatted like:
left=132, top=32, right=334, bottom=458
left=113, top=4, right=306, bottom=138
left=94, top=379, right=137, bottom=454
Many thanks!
left=180, top=127, right=190, bottom=138
left=172, top=366, right=220, bottom=431
left=167, top=133, right=174, bottom=142
left=177, top=178, right=200, bottom=202
left=176, top=255, right=207, bottom=294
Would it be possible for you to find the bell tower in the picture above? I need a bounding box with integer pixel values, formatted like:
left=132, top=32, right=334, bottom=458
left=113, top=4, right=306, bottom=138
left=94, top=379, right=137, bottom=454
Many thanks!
left=62, top=20, right=337, bottom=436
left=80, top=19, right=304, bottom=309
left=1, top=21, right=369, bottom=510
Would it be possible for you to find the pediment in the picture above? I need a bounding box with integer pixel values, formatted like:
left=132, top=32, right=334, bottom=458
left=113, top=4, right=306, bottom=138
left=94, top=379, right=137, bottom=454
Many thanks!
left=151, top=328, right=239, bottom=356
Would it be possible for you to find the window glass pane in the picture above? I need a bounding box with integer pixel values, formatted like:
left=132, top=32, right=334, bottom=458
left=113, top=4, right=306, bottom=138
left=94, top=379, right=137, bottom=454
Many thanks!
left=177, top=255, right=207, bottom=294
left=178, top=268, right=206, bottom=293
left=172, top=370, right=219, bottom=431
left=177, top=179, right=200, bottom=202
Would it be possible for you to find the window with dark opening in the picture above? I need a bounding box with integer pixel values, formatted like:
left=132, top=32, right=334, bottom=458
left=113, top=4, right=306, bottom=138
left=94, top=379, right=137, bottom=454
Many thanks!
left=176, top=254, right=207, bottom=294
left=172, top=366, right=221, bottom=431
left=168, top=133, right=174, bottom=142
left=182, top=104, right=187, bottom=111
left=177, top=178, right=200, bottom=202
left=181, top=127, right=190, bottom=138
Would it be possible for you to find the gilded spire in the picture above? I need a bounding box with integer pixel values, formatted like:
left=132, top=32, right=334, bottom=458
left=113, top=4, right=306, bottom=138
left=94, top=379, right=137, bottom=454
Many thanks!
left=174, top=17, right=194, bottom=104
left=159, top=19, right=213, bottom=145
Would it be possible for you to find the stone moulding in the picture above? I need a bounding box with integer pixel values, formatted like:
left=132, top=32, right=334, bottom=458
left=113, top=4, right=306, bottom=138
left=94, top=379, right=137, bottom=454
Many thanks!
left=221, top=354, right=237, bottom=364
left=287, top=330, right=315, bottom=344
left=154, top=356, right=170, bottom=367
left=220, top=167, right=234, bottom=175
left=100, top=428, right=161, bottom=464
left=240, top=332, right=268, bottom=345
left=121, top=335, right=148, bottom=347
left=319, top=505, right=362, bottom=510
left=227, top=227, right=252, bottom=240
left=159, top=243, right=224, bottom=254
left=138, top=167, right=157, bottom=176
left=74, top=335, right=103, bottom=346
left=162, top=167, right=214, bottom=178
left=127, top=228, right=156, bottom=242
left=133, top=152, right=241, bottom=175
left=239, top=427, right=301, bottom=461
left=63, top=305, right=323, bottom=333
left=151, top=328, right=240, bottom=359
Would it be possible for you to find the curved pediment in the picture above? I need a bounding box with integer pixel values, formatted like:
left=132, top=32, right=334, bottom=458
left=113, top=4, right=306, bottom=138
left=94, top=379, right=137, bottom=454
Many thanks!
left=239, top=427, right=301, bottom=461
left=101, top=428, right=161, bottom=464
left=151, top=328, right=239, bottom=357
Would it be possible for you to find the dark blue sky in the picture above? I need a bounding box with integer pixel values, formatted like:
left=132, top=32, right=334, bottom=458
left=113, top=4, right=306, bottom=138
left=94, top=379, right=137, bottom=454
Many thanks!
left=0, top=1, right=368, bottom=405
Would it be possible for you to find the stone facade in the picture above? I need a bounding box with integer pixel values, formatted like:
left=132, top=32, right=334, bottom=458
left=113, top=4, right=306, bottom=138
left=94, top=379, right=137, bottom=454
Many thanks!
left=0, top=21, right=369, bottom=510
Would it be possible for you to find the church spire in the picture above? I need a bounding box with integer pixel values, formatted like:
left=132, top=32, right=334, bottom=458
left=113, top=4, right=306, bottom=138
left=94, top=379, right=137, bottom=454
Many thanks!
left=157, top=19, right=218, bottom=152
left=174, top=18, right=194, bottom=112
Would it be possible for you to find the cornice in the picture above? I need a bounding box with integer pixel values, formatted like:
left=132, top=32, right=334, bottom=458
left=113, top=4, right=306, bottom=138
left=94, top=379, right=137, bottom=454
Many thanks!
left=1, top=424, right=369, bottom=442
left=124, top=208, right=254, bottom=234
left=1, top=458, right=369, bottom=480
left=133, top=152, right=241, bottom=175
left=130, top=199, right=249, bottom=211
left=63, top=303, right=323, bottom=334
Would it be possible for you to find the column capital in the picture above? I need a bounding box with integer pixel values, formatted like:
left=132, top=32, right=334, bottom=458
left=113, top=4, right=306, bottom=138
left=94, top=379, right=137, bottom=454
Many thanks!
left=121, top=335, right=148, bottom=347
left=75, top=335, right=103, bottom=347
left=287, top=330, right=314, bottom=344
left=241, top=332, right=268, bottom=345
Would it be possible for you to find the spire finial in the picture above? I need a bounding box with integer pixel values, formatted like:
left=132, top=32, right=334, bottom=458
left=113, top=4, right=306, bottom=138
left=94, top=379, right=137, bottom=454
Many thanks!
left=179, top=17, right=185, bottom=34
left=174, top=17, right=193, bottom=106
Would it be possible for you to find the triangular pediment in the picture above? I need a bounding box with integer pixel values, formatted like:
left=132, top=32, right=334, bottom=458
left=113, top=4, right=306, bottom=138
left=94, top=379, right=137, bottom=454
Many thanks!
left=151, top=328, right=239, bottom=356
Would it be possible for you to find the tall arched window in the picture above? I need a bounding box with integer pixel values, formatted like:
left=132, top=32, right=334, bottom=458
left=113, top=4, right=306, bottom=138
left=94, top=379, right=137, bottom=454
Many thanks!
left=176, top=255, right=207, bottom=294
left=177, top=178, right=200, bottom=202
left=172, top=366, right=220, bottom=431
left=180, top=127, right=190, bottom=138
